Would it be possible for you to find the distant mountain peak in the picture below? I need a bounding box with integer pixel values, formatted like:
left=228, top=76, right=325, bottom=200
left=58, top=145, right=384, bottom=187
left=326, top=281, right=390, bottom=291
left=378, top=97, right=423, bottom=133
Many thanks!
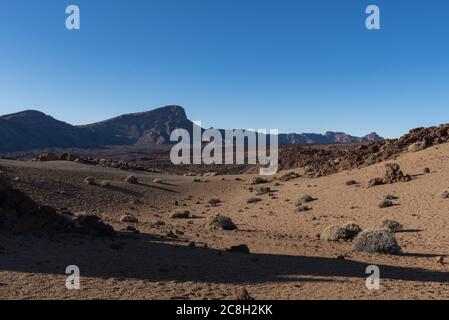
left=0, top=109, right=49, bottom=120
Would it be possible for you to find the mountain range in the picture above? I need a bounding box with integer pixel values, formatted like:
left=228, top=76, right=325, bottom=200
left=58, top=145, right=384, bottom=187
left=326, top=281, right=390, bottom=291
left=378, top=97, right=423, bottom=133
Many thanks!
left=0, top=105, right=382, bottom=153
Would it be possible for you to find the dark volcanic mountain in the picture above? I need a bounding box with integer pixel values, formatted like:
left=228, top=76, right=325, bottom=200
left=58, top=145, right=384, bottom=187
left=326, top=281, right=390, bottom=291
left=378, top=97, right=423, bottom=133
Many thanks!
left=80, top=105, right=194, bottom=145
left=0, top=105, right=382, bottom=153
left=0, top=110, right=96, bottom=152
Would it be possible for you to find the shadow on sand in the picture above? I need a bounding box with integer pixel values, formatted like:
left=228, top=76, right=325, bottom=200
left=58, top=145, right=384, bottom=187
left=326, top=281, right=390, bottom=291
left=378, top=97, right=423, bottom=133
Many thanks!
left=136, top=182, right=180, bottom=193
left=0, top=232, right=448, bottom=285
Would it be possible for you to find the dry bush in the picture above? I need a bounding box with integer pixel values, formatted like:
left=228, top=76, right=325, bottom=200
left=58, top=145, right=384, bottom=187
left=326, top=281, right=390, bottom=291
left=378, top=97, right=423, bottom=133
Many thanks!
left=352, top=229, right=401, bottom=254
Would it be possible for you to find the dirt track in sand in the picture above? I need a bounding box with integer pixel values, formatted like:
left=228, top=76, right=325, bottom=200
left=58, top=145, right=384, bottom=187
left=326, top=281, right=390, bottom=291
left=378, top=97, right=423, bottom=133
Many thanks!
left=1, top=143, right=449, bottom=300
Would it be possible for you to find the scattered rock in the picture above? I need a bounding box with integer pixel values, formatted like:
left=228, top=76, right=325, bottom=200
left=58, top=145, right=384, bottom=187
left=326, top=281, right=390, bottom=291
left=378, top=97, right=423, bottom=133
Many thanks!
left=423, top=167, right=431, bottom=174
left=352, top=229, right=401, bottom=254
left=436, top=256, right=445, bottom=265
left=235, top=288, right=255, bottom=300
left=384, top=163, right=411, bottom=183
left=120, top=214, right=139, bottom=223
left=170, top=210, right=191, bottom=219
left=345, top=180, right=358, bottom=186
left=407, top=140, right=429, bottom=152
left=207, top=215, right=237, bottom=231
left=149, top=220, right=165, bottom=228
left=73, top=213, right=116, bottom=237
left=228, top=244, right=250, bottom=254
left=84, top=177, right=96, bottom=185
left=38, top=152, right=59, bottom=162
left=278, top=172, right=300, bottom=181
left=153, top=178, right=162, bottom=184
left=60, top=153, right=79, bottom=162
left=100, top=180, right=111, bottom=187
left=125, top=225, right=139, bottom=233
left=125, top=175, right=138, bottom=184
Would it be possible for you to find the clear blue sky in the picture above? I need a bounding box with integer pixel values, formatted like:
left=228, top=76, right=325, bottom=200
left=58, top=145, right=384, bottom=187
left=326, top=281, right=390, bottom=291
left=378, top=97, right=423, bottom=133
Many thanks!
left=1, top=0, right=448, bottom=138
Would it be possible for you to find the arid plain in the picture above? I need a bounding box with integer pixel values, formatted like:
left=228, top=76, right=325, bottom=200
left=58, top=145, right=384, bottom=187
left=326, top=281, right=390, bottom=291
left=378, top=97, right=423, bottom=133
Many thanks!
left=1, top=139, right=449, bottom=300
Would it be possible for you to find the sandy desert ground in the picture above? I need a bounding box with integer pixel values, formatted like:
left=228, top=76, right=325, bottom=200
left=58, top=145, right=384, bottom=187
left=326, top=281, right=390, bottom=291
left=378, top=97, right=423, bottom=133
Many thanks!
left=1, top=142, right=449, bottom=300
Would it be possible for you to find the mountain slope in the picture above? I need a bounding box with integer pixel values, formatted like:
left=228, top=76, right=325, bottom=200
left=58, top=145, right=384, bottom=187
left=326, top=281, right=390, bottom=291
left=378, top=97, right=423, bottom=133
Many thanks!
left=80, top=105, right=194, bottom=145
left=0, top=110, right=96, bottom=152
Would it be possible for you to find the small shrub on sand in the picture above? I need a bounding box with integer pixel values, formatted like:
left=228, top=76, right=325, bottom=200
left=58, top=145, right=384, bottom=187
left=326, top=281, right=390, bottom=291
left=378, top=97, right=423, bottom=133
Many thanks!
left=383, top=194, right=398, bottom=200
left=278, top=172, right=300, bottom=182
left=295, top=195, right=316, bottom=207
left=380, top=219, right=403, bottom=232
left=341, top=222, right=363, bottom=238
left=352, top=229, right=401, bottom=254
left=378, top=199, right=394, bottom=208
left=208, top=198, right=222, bottom=205
left=207, top=215, right=237, bottom=231
left=300, top=195, right=315, bottom=203
left=321, top=222, right=362, bottom=241
left=439, top=189, right=449, bottom=199
left=256, top=187, right=272, bottom=195
left=249, top=177, right=268, bottom=185
left=247, top=197, right=262, bottom=204
left=368, top=178, right=385, bottom=187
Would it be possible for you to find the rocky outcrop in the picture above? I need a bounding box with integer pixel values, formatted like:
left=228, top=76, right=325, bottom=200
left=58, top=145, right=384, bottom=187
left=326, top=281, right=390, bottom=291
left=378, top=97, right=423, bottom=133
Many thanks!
left=277, top=124, right=449, bottom=177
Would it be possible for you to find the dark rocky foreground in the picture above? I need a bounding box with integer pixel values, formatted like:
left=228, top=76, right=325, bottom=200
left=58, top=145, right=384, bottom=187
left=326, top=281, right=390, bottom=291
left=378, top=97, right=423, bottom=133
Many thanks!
left=0, top=172, right=115, bottom=237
